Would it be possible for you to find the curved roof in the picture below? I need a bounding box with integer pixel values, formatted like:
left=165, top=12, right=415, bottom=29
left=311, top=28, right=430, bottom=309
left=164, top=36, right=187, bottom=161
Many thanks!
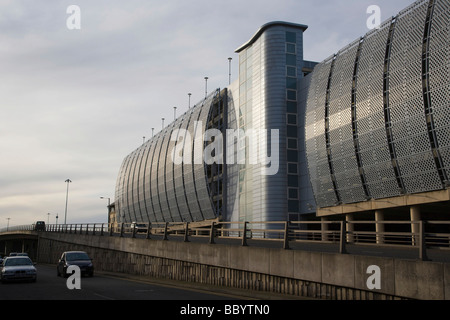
left=235, top=21, right=308, bottom=53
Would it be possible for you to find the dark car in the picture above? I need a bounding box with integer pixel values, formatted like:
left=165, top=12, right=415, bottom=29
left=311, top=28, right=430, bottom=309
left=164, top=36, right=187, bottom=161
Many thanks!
left=57, top=251, right=94, bottom=277
left=131, top=222, right=148, bottom=233
left=1, top=256, right=37, bottom=283
left=34, top=221, right=46, bottom=231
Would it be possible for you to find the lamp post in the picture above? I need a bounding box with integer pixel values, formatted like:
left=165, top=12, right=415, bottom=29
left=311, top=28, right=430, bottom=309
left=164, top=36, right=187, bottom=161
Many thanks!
left=100, top=196, right=110, bottom=207
left=56, top=214, right=59, bottom=225
left=188, top=93, right=192, bottom=109
left=47, top=212, right=51, bottom=224
left=6, top=218, right=10, bottom=231
left=174, top=107, right=177, bottom=120
left=228, top=57, right=232, bottom=85
left=204, top=77, right=208, bottom=98
left=64, top=179, right=72, bottom=224
left=100, top=196, right=111, bottom=224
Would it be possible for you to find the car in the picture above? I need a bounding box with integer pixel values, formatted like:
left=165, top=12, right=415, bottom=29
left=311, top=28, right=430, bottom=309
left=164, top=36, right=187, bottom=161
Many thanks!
left=34, top=221, right=46, bottom=231
left=131, top=222, right=148, bottom=233
left=57, top=251, right=94, bottom=277
left=9, top=252, right=28, bottom=257
left=1, top=256, right=37, bottom=283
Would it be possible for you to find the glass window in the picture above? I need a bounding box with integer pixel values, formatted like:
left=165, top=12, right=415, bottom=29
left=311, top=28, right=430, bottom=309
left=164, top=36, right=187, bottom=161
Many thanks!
left=288, top=175, right=299, bottom=187
left=288, top=163, right=298, bottom=174
left=287, top=149, right=298, bottom=162
left=287, top=89, right=297, bottom=101
left=288, top=188, right=298, bottom=200
left=286, top=43, right=296, bottom=54
left=287, top=138, right=297, bottom=149
left=288, top=200, right=299, bottom=212
left=287, top=114, right=297, bottom=125
left=287, top=66, right=297, bottom=78
left=286, top=54, right=296, bottom=66
left=287, top=125, right=297, bottom=138
left=286, top=31, right=296, bottom=43
left=286, top=78, right=297, bottom=90
left=287, top=101, right=297, bottom=113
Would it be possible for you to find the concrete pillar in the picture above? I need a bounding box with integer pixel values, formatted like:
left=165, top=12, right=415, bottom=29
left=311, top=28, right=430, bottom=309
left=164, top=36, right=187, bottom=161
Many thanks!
left=375, top=210, right=385, bottom=244
left=410, top=206, right=421, bottom=246
left=346, top=214, right=354, bottom=243
left=321, top=217, right=329, bottom=242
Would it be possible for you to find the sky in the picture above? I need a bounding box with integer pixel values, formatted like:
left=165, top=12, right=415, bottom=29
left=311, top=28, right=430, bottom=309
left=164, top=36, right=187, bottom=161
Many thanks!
left=0, top=0, right=414, bottom=228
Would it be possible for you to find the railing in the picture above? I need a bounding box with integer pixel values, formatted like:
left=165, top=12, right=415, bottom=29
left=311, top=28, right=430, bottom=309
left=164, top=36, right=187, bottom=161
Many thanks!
left=2, top=220, right=450, bottom=260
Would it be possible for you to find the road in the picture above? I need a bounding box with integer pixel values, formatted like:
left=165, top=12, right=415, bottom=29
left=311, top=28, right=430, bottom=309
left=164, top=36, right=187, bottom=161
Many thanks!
left=0, top=264, right=240, bottom=300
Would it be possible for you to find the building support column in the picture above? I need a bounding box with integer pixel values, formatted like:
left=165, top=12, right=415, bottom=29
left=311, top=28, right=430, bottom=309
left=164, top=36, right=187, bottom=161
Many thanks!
left=346, top=213, right=354, bottom=243
left=410, top=206, right=421, bottom=246
left=375, top=210, right=385, bottom=244
left=321, top=217, right=329, bottom=242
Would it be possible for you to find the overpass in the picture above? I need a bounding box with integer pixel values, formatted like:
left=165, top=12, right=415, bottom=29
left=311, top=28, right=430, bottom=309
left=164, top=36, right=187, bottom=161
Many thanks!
left=1, top=220, right=450, bottom=300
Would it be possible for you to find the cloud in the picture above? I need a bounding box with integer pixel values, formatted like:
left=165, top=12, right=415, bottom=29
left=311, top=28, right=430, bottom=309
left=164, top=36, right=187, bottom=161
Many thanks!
left=0, top=0, right=416, bottom=228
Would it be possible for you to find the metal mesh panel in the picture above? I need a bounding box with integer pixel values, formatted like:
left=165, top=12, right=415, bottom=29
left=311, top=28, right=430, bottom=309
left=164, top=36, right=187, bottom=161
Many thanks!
left=194, top=92, right=218, bottom=221
left=183, top=105, right=203, bottom=221
left=133, top=143, right=147, bottom=222
left=429, top=0, right=450, bottom=176
left=124, top=150, right=139, bottom=222
left=158, top=127, right=172, bottom=221
left=166, top=118, right=184, bottom=222
left=388, top=0, right=442, bottom=193
left=173, top=111, right=194, bottom=222
left=355, top=20, right=403, bottom=198
left=305, top=56, right=338, bottom=207
left=328, top=40, right=367, bottom=203
left=150, top=134, right=164, bottom=222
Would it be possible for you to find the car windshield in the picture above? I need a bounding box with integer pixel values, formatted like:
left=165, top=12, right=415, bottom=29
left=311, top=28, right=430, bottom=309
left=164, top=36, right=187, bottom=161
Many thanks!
left=66, top=252, right=90, bottom=261
left=4, top=258, right=33, bottom=266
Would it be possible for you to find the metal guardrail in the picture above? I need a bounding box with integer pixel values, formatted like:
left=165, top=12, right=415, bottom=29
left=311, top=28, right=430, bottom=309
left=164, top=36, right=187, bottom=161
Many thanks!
left=2, top=220, right=450, bottom=260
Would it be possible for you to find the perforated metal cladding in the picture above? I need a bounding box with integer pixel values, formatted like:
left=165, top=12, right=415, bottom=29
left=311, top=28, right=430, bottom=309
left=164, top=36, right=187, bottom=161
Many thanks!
left=429, top=0, right=450, bottom=177
left=389, top=0, right=442, bottom=193
left=356, top=20, right=401, bottom=199
left=328, top=40, right=366, bottom=204
left=305, top=0, right=450, bottom=208
left=305, top=56, right=338, bottom=207
left=115, top=93, right=218, bottom=223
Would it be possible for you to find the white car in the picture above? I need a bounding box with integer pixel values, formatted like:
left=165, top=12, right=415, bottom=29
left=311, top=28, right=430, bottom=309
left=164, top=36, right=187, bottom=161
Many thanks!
left=1, top=256, right=37, bottom=283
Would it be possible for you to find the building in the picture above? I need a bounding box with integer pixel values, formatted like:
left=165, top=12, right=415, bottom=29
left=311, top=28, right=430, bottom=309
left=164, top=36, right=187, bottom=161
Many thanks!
left=305, top=0, right=449, bottom=225
left=115, top=0, right=449, bottom=227
left=114, top=21, right=317, bottom=224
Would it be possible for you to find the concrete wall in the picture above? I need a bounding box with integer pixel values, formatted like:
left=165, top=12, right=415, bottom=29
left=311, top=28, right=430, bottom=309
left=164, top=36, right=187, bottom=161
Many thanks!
left=37, top=232, right=450, bottom=300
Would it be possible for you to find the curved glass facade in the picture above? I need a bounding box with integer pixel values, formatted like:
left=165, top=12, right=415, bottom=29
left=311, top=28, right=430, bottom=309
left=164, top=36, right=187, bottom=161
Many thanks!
left=305, top=0, right=449, bottom=208
left=115, top=91, right=223, bottom=223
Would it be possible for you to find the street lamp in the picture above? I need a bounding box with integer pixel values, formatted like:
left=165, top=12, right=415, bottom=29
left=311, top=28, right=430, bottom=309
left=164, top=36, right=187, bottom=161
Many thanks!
left=6, top=218, right=10, bottom=231
left=100, top=196, right=111, bottom=206
left=100, top=197, right=111, bottom=223
left=188, top=93, right=192, bottom=109
left=64, top=179, right=72, bottom=224
left=204, top=77, right=209, bottom=98
left=228, top=57, right=232, bottom=85
left=47, top=212, right=51, bottom=224
left=56, top=214, right=59, bottom=225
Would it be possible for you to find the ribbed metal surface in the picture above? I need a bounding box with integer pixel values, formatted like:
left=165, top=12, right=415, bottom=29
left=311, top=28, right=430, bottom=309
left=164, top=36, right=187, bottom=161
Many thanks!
left=389, top=0, right=442, bottom=193
left=115, top=93, right=218, bottom=223
left=305, top=56, right=338, bottom=207
left=328, top=39, right=366, bottom=204
left=356, top=20, right=401, bottom=199
left=428, top=0, right=450, bottom=181
left=305, top=0, right=450, bottom=208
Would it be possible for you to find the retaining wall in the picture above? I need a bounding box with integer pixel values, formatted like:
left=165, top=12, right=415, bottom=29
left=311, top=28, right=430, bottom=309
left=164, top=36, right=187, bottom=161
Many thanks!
left=37, top=232, right=450, bottom=300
